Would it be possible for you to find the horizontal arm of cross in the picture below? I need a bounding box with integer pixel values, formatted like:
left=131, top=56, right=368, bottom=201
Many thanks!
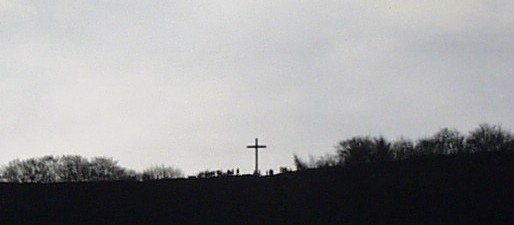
left=247, top=145, right=267, bottom=149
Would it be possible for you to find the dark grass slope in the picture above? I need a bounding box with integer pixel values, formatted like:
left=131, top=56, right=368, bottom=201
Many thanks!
left=1, top=151, right=513, bottom=225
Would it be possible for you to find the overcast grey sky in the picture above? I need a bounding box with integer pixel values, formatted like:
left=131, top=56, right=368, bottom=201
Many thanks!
left=1, top=1, right=513, bottom=175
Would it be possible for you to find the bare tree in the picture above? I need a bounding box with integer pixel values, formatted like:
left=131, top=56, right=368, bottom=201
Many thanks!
left=1, top=155, right=138, bottom=183
left=432, top=128, right=465, bottom=155
left=391, top=138, right=415, bottom=160
left=142, top=165, right=184, bottom=180
left=370, top=136, right=394, bottom=163
left=336, top=136, right=375, bottom=166
left=465, top=124, right=513, bottom=153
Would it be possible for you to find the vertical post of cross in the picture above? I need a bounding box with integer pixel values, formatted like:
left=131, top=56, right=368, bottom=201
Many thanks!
left=247, top=138, right=267, bottom=175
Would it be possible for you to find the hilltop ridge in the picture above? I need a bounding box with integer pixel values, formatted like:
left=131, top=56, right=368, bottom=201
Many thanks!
left=1, top=151, right=513, bottom=225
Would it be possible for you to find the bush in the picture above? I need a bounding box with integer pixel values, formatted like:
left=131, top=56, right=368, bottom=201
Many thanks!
left=391, top=138, right=415, bottom=160
left=336, top=136, right=394, bottom=166
left=465, top=124, right=513, bottom=153
left=142, top=165, right=184, bottom=180
left=414, top=128, right=465, bottom=156
left=305, top=123, right=513, bottom=169
left=294, top=154, right=339, bottom=171
left=293, top=154, right=309, bottom=171
left=1, top=155, right=135, bottom=183
left=336, top=136, right=375, bottom=166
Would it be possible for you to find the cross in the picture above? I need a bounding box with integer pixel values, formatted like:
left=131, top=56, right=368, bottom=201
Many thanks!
left=247, top=138, right=267, bottom=175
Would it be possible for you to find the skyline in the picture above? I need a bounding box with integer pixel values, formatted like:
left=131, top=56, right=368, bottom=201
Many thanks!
left=1, top=1, right=513, bottom=175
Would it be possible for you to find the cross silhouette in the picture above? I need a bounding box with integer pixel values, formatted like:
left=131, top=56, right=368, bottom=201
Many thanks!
left=247, top=138, right=267, bottom=175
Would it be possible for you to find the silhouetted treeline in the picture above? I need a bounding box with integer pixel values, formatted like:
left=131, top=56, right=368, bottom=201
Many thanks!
left=295, top=123, right=514, bottom=170
left=1, top=150, right=513, bottom=225
left=0, top=155, right=183, bottom=183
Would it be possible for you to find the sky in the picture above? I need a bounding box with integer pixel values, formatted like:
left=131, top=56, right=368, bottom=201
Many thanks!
left=1, top=1, right=513, bottom=175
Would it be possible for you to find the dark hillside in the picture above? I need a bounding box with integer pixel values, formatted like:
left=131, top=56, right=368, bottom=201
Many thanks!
left=1, top=151, right=513, bottom=225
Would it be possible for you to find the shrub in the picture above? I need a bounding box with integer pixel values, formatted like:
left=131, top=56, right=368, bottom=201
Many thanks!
left=1, top=155, right=136, bottom=183
left=142, top=165, right=184, bottom=180
left=465, top=124, right=513, bottom=153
